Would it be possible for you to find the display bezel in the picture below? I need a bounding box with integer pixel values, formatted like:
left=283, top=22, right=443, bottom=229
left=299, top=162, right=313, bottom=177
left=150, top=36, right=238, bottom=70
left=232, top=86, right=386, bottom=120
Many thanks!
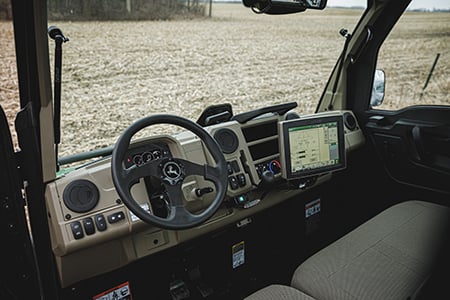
left=279, top=114, right=346, bottom=179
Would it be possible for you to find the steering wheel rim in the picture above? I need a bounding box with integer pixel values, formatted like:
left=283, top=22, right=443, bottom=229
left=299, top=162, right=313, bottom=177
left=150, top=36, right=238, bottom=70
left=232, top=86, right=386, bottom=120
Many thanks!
left=111, top=114, right=228, bottom=230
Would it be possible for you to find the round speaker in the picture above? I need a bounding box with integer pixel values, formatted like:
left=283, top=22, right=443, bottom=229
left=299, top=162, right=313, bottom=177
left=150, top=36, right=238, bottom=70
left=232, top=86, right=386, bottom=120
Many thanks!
left=213, top=128, right=239, bottom=154
left=63, top=179, right=99, bottom=213
left=344, top=112, right=357, bottom=131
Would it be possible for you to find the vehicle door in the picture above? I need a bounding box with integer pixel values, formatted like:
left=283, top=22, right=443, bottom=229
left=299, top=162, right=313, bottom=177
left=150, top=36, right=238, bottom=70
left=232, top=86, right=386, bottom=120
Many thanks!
left=0, top=106, right=41, bottom=298
left=365, top=4, right=450, bottom=197
left=1, top=0, right=61, bottom=298
left=349, top=0, right=450, bottom=199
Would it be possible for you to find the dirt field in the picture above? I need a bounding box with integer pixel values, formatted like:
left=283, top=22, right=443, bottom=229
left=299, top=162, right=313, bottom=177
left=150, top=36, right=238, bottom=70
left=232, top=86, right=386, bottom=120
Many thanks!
left=1, top=4, right=449, bottom=157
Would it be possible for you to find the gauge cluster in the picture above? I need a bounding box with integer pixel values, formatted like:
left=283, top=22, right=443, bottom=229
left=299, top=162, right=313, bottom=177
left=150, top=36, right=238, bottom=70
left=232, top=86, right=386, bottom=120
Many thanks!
left=124, top=143, right=172, bottom=168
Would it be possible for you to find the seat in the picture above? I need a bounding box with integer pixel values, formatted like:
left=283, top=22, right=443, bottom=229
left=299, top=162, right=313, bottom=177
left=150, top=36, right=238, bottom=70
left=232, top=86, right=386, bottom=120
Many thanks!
left=244, top=285, right=315, bottom=300
left=245, top=200, right=450, bottom=300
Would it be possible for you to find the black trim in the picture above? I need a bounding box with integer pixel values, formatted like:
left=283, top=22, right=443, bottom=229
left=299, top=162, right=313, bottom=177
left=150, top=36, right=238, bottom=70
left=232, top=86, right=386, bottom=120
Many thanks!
left=231, top=102, right=297, bottom=124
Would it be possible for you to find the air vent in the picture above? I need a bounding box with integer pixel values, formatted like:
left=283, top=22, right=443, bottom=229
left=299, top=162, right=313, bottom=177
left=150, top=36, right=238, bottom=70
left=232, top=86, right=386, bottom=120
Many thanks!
left=63, top=179, right=99, bottom=213
left=242, top=120, right=279, bottom=162
left=242, top=121, right=278, bottom=142
left=214, top=128, right=239, bottom=154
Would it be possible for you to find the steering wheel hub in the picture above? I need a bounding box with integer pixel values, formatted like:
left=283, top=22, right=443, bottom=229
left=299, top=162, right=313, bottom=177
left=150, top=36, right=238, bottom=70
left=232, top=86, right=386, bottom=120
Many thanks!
left=161, top=159, right=185, bottom=185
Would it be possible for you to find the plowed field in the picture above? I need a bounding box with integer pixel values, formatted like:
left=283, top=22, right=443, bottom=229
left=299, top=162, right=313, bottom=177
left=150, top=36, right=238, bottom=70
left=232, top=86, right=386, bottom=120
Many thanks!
left=1, top=4, right=448, bottom=156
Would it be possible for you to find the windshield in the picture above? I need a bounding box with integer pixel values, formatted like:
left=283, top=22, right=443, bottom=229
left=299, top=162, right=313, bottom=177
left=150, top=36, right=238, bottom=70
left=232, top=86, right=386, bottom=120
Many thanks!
left=47, top=2, right=363, bottom=159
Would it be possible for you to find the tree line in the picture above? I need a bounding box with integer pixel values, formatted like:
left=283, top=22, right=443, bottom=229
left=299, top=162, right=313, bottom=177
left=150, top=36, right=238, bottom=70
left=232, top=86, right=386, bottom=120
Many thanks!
left=0, top=0, right=206, bottom=20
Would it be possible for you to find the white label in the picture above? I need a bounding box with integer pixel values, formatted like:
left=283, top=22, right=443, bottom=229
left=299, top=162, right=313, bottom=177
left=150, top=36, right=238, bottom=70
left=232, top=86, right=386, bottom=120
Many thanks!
left=305, top=198, right=321, bottom=218
left=232, top=241, right=245, bottom=269
left=93, top=281, right=131, bottom=300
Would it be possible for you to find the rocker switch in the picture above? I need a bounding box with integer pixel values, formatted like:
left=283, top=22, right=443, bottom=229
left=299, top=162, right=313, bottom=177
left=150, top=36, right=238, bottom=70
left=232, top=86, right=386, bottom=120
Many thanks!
left=108, top=211, right=126, bottom=224
left=70, top=221, right=84, bottom=240
left=237, top=173, right=246, bottom=187
left=228, top=176, right=239, bottom=190
left=94, top=214, right=107, bottom=231
left=82, top=217, right=95, bottom=235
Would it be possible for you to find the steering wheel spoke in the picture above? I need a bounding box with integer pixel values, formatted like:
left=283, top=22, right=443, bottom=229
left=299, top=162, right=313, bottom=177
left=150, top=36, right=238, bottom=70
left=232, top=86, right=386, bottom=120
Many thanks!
left=121, top=159, right=160, bottom=188
left=177, top=158, right=222, bottom=183
left=163, top=183, right=185, bottom=207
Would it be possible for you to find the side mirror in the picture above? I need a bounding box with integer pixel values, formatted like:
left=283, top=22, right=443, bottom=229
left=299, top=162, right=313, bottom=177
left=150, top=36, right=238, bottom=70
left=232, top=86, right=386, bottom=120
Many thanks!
left=243, top=0, right=327, bottom=15
left=370, top=69, right=385, bottom=107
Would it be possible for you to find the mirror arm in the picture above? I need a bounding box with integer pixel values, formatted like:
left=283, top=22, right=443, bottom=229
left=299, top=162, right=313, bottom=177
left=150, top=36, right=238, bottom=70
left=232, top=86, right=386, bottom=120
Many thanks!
left=328, top=28, right=352, bottom=110
left=48, top=26, right=69, bottom=172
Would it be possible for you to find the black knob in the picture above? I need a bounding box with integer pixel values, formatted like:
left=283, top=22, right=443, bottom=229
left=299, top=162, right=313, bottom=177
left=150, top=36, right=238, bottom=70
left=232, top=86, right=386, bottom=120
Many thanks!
left=260, top=170, right=275, bottom=185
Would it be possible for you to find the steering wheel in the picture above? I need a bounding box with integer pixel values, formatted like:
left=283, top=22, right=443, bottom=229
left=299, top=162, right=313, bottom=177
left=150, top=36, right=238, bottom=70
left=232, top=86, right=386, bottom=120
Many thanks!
left=111, top=114, right=228, bottom=230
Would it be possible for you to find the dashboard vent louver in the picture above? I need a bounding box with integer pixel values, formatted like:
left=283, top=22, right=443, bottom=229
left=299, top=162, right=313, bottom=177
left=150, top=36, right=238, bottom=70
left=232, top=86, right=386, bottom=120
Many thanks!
left=242, top=120, right=279, bottom=162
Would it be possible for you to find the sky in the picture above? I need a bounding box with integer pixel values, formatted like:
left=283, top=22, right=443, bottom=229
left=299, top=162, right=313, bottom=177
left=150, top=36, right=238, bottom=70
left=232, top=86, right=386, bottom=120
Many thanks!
left=327, top=0, right=450, bottom=10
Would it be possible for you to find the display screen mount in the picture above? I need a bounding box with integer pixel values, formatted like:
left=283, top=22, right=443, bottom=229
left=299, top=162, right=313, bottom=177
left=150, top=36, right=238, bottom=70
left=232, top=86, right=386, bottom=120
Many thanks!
left=279, top=114, right=346, bottom=179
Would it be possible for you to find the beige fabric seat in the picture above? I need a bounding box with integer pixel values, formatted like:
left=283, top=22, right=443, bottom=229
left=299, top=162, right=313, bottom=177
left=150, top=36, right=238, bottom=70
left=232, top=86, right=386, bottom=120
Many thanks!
left=244, top=285, right=315, bottom=300
left=245, top=200, right=450, bottom=300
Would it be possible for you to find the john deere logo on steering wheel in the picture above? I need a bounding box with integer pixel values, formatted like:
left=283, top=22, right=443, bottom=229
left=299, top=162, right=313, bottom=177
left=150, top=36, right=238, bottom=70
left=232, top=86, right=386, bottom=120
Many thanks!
left=161, top=160, right=184, bottom=185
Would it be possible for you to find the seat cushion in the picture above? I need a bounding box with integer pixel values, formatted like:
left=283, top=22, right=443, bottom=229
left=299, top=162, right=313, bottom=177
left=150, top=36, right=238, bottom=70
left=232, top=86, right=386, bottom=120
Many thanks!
left=291, top=200, right=449, bottom=300
left=244, top=284, right=316, bottom=300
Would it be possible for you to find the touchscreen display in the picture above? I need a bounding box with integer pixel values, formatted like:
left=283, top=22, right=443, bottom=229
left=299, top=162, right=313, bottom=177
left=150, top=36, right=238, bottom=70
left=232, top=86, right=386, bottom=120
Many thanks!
left=279, top=114, right=346, bottom=179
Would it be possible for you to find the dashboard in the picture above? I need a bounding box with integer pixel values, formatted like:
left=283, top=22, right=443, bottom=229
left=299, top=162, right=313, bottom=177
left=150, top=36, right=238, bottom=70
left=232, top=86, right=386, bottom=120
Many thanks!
left=44, top=109, right=365, bottom=287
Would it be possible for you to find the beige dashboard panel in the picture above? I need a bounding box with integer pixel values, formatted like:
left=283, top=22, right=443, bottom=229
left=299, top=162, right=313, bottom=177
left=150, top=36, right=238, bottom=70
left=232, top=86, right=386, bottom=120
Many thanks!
left=45, top=110, right=365, bottom=287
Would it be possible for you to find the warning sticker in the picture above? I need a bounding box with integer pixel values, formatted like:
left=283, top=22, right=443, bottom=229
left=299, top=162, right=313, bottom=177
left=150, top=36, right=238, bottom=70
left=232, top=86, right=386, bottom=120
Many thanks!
left=305, top=198, right=321, bottom=218
left=93, top=281, right=132, bottom=300
left=232, top=241, right=245, bottom=269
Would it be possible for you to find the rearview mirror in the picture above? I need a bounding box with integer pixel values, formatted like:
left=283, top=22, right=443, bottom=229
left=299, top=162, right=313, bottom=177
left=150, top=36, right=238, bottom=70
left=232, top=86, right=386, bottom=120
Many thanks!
left=370, top=69, right=385, bottom=107
left=243, top=0, right=327, bottom=15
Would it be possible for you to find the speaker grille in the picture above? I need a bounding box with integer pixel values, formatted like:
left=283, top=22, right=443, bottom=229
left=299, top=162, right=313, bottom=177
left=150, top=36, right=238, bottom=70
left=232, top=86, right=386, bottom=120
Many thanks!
left=63, top=179, right=99, bottom=213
